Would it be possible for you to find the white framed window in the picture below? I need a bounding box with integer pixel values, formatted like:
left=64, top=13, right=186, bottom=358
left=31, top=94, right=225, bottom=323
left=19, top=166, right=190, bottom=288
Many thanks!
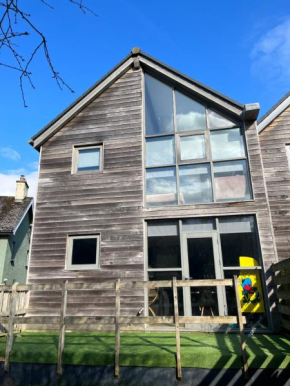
left=286, top=144, right=290, bottom=168
left=66, top=235, right=100, bottom=270
left=72, top=145, right=103, bottom=174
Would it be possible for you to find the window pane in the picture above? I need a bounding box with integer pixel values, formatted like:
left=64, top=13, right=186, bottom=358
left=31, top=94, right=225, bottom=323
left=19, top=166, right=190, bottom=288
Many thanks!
left=219, top=216, right=260, bottom=267
left=148, top=271, right=183, bottom=316
left=148, top=221, right=181, bottom=268
left=210, top=128, right=245, bottom=160
left=176, top=91, right=206, bottom=132
left=179, top=164, right=213, bottom=204
left=148, top=221, right=178, bottom=237
left=146, top=136, right=175, bottom=167
left=182, top=218, right=216, bottom=232
left=72, top=238, right=97, bottom=265
left=180, top=135, right=206, bottom=161
left=213, top=160, right=251, bottom=202
left=78, top=148, right=100, bottom=172
left=208, top=109, right=236, bottom=129
left=146, top=167, right=177, bottom=206
left=145, top=74, right=174, bottom=135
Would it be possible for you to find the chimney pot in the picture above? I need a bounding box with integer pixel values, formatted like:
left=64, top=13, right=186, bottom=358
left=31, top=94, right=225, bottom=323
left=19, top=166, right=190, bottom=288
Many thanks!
left=15, top=175, right=29, bottom=201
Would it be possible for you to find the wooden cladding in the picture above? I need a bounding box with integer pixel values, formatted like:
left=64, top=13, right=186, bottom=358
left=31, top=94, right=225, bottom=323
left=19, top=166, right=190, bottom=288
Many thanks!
left=259, top=105, right=290, bottom=262
left=272, top=258, right=290, bottom=333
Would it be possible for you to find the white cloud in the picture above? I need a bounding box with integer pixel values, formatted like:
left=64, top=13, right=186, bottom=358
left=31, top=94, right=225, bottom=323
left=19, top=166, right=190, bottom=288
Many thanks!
left=29, top=161, right=39, bottom=170
left=251, top=18, right=290, bottom=84
left=0, top=171, right=38, bottom=198
left=0, top=147, right=21, bottom=161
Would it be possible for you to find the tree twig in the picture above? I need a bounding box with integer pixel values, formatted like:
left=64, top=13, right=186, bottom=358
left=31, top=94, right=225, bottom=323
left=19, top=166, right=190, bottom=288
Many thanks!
left=0, top=0, right=97, bottom=106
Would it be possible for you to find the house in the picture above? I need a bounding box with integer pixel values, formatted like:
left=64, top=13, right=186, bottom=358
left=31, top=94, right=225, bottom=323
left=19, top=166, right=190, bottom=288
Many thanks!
left=27, top=48, right=279, bottom=332
left=258, top=92, right=290, bottom=262
left=0, top=176, right=33, bottom=285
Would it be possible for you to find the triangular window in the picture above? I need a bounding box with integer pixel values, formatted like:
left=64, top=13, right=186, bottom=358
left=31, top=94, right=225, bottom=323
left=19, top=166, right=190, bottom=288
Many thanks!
left=208, top=109, right=236, bottom=129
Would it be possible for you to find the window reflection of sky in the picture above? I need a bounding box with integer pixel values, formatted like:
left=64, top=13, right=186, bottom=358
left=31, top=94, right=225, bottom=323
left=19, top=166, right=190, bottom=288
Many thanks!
left=179, top=164, right=212, bottom=203
left=180, top=135, right=205, bottom=160
left=211, top=128, right=245, bottom=160
left=146, top=136, right=175, bottom=166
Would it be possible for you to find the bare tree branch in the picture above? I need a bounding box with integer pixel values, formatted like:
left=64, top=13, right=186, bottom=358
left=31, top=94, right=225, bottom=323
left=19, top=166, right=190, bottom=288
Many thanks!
left=0, top=0, right=97, bottom=106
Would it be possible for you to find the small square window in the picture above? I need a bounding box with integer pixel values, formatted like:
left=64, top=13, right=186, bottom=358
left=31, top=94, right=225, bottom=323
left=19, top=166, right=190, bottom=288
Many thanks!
left=73, top=145, right=102, bottom=173
left=66, top=235, right=100, bottom=270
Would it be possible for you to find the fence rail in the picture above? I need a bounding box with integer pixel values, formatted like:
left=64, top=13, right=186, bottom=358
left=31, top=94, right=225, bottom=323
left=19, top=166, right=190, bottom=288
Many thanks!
left=272, top=258, right=290, bottom=333
left=0, top=277, right=248, bottom=381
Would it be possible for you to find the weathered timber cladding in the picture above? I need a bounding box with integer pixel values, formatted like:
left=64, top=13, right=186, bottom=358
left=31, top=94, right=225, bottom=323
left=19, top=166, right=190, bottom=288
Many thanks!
left=28, top=65, right=278, bottom=329
left=29, top=69, right=144, bottom=316
left=260, top=106, right=290, bottom=262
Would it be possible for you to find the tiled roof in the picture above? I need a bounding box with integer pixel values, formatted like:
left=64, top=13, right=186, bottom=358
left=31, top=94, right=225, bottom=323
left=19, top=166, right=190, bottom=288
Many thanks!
left=0, top=196, right=33, bottom=234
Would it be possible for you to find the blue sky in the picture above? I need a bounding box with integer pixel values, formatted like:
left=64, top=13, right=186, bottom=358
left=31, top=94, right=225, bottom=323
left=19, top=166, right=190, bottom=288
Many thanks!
left=0, top=0, right=289, bottom=196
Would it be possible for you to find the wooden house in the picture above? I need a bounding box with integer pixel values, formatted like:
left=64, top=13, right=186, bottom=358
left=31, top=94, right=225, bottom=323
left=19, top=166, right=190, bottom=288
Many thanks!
left=258, top=92, right=290, bottom=263
left=28, top=48, right=279, bottom=332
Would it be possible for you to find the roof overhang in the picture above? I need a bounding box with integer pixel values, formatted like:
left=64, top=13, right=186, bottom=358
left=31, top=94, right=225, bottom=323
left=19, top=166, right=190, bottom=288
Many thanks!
left=258, top=92, right=290, bottom=133
left=13, top=199, right=33, bottom=235
left=29, top=48, right=260, bottom=150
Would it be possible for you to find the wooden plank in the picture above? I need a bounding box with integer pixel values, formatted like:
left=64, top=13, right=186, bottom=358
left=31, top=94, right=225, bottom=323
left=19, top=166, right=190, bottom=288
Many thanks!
left=4, top=283, right=18, bottom=373
left=278, top=304, right=290, bottom=316
left=277, top=289, right=290, bottom=300
left=5, top=315, right=245, bottom=326
left=281, top=318, right=290, bottom=331
left=274, top=275, right=290, bottom=286
left=115, top=279, right=121, bottom=379
left=57, top=280, right=68, bottom=376
left=272, top=259, right=290, bottom=272
left=10, top=316, right=60, bottom=325
left=173, top=277, right=182, bottom=381
left=233, top=276, right=248, bottom=381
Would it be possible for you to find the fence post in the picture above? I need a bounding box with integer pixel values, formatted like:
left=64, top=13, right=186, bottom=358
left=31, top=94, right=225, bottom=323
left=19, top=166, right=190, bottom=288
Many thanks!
left=4, top=282, right=18, bottom=372
left=115, top=279, right=121, bottom=379
left=57, top=280, right=68, bottom=376
left=233, top=275, right=249, bottom=381
left=173, top=277, right=182, bottom=380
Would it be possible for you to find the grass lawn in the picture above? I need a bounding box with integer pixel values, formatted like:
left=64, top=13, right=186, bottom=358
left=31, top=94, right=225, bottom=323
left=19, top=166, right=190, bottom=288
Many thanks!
left=0, top=332, right=289, bottom=370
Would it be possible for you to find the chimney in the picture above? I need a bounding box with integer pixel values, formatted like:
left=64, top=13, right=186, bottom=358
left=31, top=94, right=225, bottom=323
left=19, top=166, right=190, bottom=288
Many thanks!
left=15, top=175, right=29, bottom=201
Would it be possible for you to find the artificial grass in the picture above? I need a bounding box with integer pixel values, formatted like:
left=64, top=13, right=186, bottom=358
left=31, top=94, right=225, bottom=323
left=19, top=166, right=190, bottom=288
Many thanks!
left=0, top=332, right=289, bottom=370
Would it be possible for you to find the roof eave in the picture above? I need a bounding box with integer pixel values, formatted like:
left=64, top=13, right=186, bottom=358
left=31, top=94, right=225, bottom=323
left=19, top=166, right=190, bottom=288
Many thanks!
left=258, top=92, right=290, bottom=133
left=12, top=198, right=34, bottom=235
left=29, top=48, right=258, bottom=150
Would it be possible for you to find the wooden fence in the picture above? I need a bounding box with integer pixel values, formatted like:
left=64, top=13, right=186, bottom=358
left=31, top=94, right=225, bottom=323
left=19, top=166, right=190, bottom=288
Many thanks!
left=0, top=276, right=248, bottom=381
left=0, top=287, right=29, bottom=333
left=272, top=258, right=290, bottom=333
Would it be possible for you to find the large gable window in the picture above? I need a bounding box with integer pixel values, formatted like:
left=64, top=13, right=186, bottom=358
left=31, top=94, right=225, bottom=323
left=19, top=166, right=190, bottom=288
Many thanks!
left=144, top=74, right=252, bottom=206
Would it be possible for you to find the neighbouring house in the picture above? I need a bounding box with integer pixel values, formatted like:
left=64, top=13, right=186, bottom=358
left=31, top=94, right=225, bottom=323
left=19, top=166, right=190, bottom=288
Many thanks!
left=0, top=176, right=33, bottom=285
left=258, top=92, right=290, bottom=262
left=27, top=48, right=280, bottom=332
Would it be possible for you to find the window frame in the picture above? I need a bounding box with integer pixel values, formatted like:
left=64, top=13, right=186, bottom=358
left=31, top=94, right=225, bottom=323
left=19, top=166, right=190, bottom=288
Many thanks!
left=143, top=73, right=253, bottom=207
left=285, top=144, right=290, bottom=169
left=65, top=234, right=100, bottom=270
left=72, top=144, right=103, bottom=174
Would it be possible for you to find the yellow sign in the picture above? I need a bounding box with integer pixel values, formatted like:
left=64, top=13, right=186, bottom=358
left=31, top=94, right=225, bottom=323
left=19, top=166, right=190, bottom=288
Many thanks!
left=238, top=257, right=265, bottom=313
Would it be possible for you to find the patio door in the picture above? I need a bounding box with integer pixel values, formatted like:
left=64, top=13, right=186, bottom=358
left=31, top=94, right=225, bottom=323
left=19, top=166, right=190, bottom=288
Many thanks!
left=182, top=233, right=227, bottom=329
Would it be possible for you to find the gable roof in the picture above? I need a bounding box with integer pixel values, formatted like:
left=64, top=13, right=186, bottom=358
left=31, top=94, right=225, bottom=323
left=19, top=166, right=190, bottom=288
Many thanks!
left=258, top=91, right=290, bottom=133
left=0, top=197, right=33, bottom=235
left=29, top=48, right=260, bottom=150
